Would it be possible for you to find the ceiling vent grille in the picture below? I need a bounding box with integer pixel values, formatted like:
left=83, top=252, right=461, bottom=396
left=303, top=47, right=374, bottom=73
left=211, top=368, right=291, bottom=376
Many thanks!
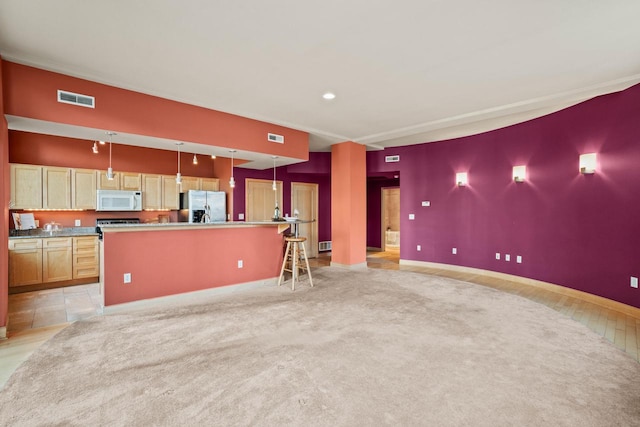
left=268, top=133, right=284, bottom=144
left=385, top=155, right=400, bottom=163
left=57, top=90, right=95, bottom=108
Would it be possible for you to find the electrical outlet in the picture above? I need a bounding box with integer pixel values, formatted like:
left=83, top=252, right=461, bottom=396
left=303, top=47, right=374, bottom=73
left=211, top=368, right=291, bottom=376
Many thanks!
left=238, top=213, right=245, bottom=220
left=123, top=273, right=131, bottom=284
left=452, top=248, right=457, bottom=255
left=238, top=260, right=243, bottom=269
left=505, top=254, right=510, bottom=262
left=421, top=201, right=431, bottom=207
left=516, top=255, right=522, bottom=264
left=495, top=253, right=500, bottom=260
left=417, top=245, right=421, bottom=251
left=408, top=214, right=415, bottom=220
left=74, top=219, right=81, bottom=227
left=631, top=277, right=639, bottom=289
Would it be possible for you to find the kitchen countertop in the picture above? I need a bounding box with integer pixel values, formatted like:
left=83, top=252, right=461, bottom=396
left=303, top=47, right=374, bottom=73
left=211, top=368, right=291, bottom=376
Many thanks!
left=9, top=227, right=99, bottom=239
left=98, top=221, right=292, bottom=233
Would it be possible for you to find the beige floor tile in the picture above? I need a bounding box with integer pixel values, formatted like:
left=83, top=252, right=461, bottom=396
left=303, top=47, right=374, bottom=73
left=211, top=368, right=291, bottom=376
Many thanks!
left=32, top=310, right=68, bottom=329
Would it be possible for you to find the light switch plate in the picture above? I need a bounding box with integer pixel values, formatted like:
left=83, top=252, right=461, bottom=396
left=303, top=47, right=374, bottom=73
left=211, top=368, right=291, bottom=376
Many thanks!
left=238, top=260, right=243, bottom=269
left=516, top=255, right=522, bottom=264
left=631, top=277, right=639, bottom=289
left=74, top=219, right=81, bottom=227
left=495, top=253, right=500, bottom=260
left=452, top=248, right=457, bottom=255
left=505, top=254, right=510, bottom=262
left=238, top=213, right=245, bottom=220
left=417, top=245, right=421, bottom=251
left=421, top=201, right=431, bottom=207
left=123, top=273, right=131, bottom=284
left=408, top=214, right=415, bottom=220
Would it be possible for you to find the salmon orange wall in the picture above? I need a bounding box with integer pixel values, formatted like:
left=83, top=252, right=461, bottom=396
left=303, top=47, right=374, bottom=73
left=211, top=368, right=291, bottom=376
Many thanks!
left=1, top=56, right=9, bottom=334
left=103, top=226, right=283, bottom=306
left=2, top=61, right=309, bottom=161
left=331, top=142, right=366, bottom=266
left=9, top=130, right=216, bottom=177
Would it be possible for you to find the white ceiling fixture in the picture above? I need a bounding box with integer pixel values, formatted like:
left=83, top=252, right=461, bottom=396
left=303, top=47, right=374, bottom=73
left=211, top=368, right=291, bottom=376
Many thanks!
left=106, top=131, right=116, bottom=180
left=1, top=2, right=640, bottom=155
left=229, top=150, right=236, bottom=188
left=322, top=92, right=336, bottom=100
left=175, top=142, right=183, bottom=184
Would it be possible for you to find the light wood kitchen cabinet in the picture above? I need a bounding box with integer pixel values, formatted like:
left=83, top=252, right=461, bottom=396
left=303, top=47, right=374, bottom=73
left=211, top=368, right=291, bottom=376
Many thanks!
left=162, top=175, right=180, bottom=210
left=72, top=168, right=97, bottom=209
left=121, top=172, right=142, bottom=190
left=142, top=174, right=163, bottom=209
left=201, top=178, right=220, bottom=191
left=73, top=236, right=99, bottom=279
left=42, top=237, right=73, bottom=283
left=8, top=239, right=43, bottom=287
left=10, top=164, right=43, bottom=209
left=97, top=171, right=142, bottom=191
left=142, top=174, right=180, bottom=209
left=43, top=166, right=71, bottom=209
left=96, top=170, right=121, bottom=190
left=180, top=176, right=200, bottom=192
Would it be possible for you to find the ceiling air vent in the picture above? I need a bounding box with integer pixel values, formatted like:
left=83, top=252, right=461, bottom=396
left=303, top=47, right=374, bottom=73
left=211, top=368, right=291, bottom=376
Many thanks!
left=267, top=133, right=284, bottom=144
left=57, top=90, right=95, bottom=108
left=385, top=155, right=400, bottom=163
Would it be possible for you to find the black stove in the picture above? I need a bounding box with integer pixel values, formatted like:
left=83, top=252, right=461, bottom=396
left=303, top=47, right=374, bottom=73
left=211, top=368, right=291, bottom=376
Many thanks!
left=96, top=218, right=140, bottom=239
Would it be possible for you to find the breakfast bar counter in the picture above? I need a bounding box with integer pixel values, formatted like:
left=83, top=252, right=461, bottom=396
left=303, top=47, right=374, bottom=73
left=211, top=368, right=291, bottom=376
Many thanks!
left=100, top=221, right=290, bottom=307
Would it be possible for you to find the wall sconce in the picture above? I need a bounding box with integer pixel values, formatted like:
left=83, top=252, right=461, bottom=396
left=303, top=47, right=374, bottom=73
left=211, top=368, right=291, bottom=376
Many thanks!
left=512, top=165, right=526, bottom=183
left=579, top=153, right=597, bottom=174
left=456, top=172, right=468, bottom=187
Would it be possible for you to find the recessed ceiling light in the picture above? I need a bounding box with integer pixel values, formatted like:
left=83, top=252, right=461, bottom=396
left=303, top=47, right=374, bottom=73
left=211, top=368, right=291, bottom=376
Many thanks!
left=322, top=92, right=336, bottom=100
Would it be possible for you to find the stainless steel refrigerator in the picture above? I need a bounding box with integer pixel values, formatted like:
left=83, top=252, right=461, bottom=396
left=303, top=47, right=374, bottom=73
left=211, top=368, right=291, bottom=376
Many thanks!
left=178, top=190, right=226, bottom=223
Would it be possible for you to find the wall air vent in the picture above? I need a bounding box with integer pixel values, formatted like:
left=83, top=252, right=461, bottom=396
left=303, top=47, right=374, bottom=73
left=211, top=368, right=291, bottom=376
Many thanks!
left=268, top=133, right=284, bottom=144
left=57, top=90, right=95, bottom=108
left=385, top=155, right=400, bottom=163
left=319, top=241, right=332, bottom=252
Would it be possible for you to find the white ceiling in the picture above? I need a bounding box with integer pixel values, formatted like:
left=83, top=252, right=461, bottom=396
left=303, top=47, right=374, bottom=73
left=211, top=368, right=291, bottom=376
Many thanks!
left=1, top=1, right=640, bottom=167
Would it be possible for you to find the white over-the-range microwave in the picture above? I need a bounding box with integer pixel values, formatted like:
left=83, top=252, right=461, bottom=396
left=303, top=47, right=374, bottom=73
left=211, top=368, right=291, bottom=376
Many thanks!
left=96, top=190, right=142, bottom=211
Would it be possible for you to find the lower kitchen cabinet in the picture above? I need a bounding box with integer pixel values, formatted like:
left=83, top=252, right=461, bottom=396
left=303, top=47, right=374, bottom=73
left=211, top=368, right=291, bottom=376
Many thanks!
left=42, top=238, right=73, bottom=283
left=8, top=236, right=99, bottom=288
left=73, top=236, right=99, bottom=279
left=8, top=239, right=43, bottom=287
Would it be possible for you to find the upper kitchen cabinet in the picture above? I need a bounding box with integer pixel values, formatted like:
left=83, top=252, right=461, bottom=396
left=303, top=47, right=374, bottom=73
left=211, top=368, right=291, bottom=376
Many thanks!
left=121, top=172, right=142, bottom=191
left=161, top=175, right=180, bottom=210
left=201, top=178, right=220, bottom=191
left=180, top=177, right=200, bottom=192
left=97, top=171, right=142, bottom=190
left=10, top=163, right=43, bottom=209
left=96, top=170, right=120, bottom=190
left=43, top=166, right=71, bottom=209
left=71, top=168, right=97, bottom=209
left=142, top=174, right=180, bottom=210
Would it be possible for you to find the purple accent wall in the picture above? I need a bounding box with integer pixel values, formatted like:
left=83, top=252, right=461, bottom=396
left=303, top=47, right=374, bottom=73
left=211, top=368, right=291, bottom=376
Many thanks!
left=368, top=84, right=640, bottom=309
left=231, top=153, right=332, bottom=242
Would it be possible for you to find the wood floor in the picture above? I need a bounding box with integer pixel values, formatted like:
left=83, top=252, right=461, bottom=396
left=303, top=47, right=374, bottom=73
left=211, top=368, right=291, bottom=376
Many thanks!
left=1, top=249, right=638, bottom=389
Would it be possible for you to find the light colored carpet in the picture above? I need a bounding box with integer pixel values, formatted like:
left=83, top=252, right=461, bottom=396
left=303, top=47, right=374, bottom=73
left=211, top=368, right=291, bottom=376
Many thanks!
left=1, top=268, right=639, bottom=426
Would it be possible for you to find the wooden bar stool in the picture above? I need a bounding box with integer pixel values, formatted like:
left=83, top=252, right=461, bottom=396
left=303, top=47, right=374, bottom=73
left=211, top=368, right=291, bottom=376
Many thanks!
left=277, top=236, right=313, bottom=290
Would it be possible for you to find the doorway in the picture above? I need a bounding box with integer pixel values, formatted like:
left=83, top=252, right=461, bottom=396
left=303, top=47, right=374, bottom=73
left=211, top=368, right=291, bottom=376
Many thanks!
left=291, top=182, right=319, bottom=258
left=381, top=187, right=400, bottom=252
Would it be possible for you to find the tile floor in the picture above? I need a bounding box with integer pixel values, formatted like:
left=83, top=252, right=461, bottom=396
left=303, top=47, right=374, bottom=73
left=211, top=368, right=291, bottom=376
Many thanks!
left=7, top=283, right=102, bottom=334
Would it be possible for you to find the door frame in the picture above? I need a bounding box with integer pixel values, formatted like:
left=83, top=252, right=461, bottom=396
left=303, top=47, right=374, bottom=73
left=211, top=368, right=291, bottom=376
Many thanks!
left=291, top=182, right=319, bottom=258
left=381, top=186, right=400, bottom=252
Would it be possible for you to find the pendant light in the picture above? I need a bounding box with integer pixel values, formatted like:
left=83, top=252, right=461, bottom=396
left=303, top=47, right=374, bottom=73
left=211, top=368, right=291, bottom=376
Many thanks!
left=92, top=141, right=99, bottom=154
left=272, top=156, right=278, bottom=191
left=106, top=131, right=116, bottom=180
left=193, top=154, right=198, bottom=165
left=229, top=150, right=236, bottom=188
left=176, top=142, right=183, bottom=184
